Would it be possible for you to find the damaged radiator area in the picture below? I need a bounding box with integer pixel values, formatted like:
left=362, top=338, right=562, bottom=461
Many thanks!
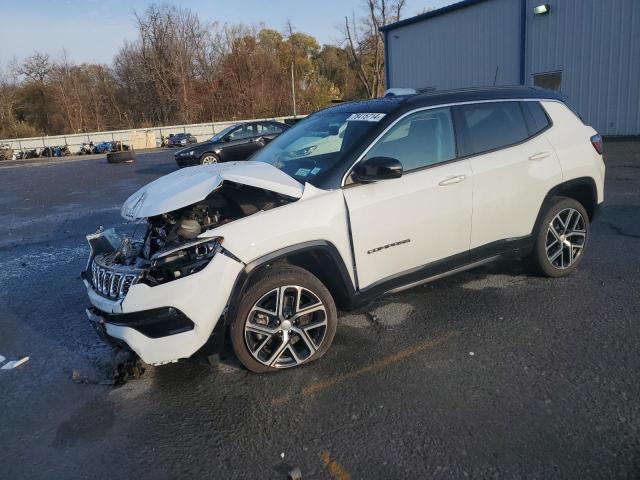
left=86, top=181, right=295, bottom=297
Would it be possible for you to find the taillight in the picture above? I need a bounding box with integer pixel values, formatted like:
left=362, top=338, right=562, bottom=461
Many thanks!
left=590, top=134, right=603, bottom=155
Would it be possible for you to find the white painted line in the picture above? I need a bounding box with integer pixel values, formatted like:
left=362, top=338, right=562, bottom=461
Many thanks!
left=1, top=356, right=29, bottom=370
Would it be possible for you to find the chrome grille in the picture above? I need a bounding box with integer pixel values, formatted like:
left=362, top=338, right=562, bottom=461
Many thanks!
left=90, top=257, right=141, bottom=300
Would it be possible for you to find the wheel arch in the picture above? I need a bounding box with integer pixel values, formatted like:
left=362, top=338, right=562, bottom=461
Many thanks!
left=533, top=177, right=598, bottom=235
left=200, top=151, right=220, bottom=162
left=548, top=177, right=597, bottom=219
left=227, top=241, right=356, bottom=320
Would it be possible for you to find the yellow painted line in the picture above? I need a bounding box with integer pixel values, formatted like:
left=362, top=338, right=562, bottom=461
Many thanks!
left=272, top=330, right=459, bottom=406
left=320, top=450, right=351, bottom=480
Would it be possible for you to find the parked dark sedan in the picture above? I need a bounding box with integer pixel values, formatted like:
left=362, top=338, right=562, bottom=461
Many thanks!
left=174, top=121, right=289, bottom=167
left=168, top=133, right=198, bottom=147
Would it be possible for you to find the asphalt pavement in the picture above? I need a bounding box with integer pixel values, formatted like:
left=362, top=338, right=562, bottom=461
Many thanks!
left=0, top=142, right=638, bottom=479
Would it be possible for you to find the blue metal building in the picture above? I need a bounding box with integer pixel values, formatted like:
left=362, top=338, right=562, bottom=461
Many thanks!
left=381, top=0, right=640, bottom=136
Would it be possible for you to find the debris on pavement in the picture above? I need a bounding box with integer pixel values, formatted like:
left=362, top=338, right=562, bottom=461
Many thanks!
left=71, top=369, right=116, bottom=386
left=288, top=466, right=302, bottom=480
left=70, top=349, right=145, bottom=386
left=112, top=350, right=146, bottom=385
left=1, top=356, right=29, bottom=370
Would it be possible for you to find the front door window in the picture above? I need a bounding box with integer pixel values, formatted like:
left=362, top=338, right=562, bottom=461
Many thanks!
left=363, top=107, right=456, bottom=172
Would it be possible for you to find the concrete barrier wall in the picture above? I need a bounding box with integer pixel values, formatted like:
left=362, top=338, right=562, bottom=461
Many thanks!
left=0, top=115, right=303, bottom=154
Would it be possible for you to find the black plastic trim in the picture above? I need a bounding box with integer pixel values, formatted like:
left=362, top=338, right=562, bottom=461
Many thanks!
left=226, top=241, right=357, bottom=314
left=351, top=235, right=533, bottom=308
left=99, top=306, right=195, bottom=339
left=535, top=176, right=599, bottom=221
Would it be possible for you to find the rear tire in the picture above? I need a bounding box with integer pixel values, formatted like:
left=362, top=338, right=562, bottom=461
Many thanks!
left=526, top=196, right=590, bottom=277
left=230, top=265, right=337, bottom=373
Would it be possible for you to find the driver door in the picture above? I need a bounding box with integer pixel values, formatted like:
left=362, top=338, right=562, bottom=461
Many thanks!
left=342, top=108, right=473, bottom=289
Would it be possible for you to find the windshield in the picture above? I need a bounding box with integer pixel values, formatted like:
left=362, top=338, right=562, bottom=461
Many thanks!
left=210, top=125, right=236, bottom=142
left=252, top=112, right=383, bottom=184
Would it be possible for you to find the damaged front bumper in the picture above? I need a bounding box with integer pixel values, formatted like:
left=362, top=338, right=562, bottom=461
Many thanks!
left=83, top=232, right=244, bottom=366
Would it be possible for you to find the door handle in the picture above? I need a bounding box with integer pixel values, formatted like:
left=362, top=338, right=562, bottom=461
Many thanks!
left=528, top=151, right=550, bottom=161
left=438, top=174, right=466, bottom=186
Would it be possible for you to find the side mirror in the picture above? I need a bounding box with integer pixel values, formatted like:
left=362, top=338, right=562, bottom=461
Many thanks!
left=351, top=156, right=403, bottom=183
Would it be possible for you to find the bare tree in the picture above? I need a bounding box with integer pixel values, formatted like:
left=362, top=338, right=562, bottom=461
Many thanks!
left=342, top=0, right=406, bottom=97
left=0, top=3, right=389, bottom=139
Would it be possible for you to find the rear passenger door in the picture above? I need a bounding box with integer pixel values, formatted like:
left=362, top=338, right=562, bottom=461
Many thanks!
left=453, top=101, right=562, bottom=252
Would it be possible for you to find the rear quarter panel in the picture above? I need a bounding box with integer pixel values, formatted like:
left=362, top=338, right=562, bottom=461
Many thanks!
left=541, top=101, right=605, bottom=203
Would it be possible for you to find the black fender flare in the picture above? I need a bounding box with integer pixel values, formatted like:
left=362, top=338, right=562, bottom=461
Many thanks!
left=531, top=176, right=598, bottom=236
left=224, top=240, right=356, bottom=326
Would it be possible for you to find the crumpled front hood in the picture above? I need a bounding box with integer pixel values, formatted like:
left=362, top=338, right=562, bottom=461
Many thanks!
left=121, top=161, right=304, bottom=220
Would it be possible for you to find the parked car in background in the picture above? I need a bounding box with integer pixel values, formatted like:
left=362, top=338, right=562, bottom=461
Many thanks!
left=83, top=87, right=604, bottom=371
left=174, top=121, right=289, bottom=167
left=93, top=141, right=115, bottom=154
left=168, top=133, right=198, bottom=147
left=42, top=145, right=71, bottom=157
left=79, top=142, right=94, bottom=155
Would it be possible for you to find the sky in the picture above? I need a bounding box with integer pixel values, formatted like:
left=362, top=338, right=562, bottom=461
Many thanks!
left=0, top=0, right=456, bottom=68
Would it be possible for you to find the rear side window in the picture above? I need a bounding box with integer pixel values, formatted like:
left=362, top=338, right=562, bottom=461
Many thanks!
left=228, top=124, right=256, bottom=140
left=522, top=101, right=551, bottom=135
left=455, top=102, right=529, bottom=157
left=258, top=122, right=284, bottom=134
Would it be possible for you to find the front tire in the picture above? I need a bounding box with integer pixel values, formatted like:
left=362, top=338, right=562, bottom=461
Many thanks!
left=200, top=153, right=219, bottom=165
left=230, top=265, right=337, bottom=373
left=527, top=197, right=590, bottom=277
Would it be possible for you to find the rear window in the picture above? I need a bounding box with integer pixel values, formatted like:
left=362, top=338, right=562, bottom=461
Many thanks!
left=455, top=101, right=529, bottom=157
left=522, top=101, right=551, bottom=135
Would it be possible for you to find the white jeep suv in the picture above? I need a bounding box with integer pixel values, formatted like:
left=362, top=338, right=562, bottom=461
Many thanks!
left=83, top=87, right=605, bottom=372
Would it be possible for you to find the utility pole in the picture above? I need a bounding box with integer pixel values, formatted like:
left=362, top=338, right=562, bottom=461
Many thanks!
left=291, top=62, right=297, bottom=118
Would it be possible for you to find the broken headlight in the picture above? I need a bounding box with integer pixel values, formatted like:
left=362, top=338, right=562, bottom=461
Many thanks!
left=145, top=238, right=221, bottom=285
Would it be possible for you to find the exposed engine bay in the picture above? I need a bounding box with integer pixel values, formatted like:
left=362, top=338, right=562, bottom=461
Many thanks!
left=88, top=181, right=295, bottom=297
left=144, top=181, right=292, bottom=256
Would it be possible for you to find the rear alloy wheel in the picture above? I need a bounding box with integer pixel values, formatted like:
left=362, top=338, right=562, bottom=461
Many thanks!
left=526, top=197, right=590, bottom=277
left=545, top=207, right=587, bottom=269
left=230, top=266, right=337, bottom=372
left=200, top=153, right=219, bottom=165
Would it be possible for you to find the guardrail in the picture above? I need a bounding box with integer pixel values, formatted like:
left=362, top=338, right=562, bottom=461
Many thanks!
left=0, top=115, right=303, bottom=155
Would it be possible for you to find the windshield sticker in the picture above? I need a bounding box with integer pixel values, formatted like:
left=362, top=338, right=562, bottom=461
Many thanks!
left=310, top=167, right=321, bottom=175
left=295, top=168, right=311, bottom=177
left=346, top=113, right=386, bottom=122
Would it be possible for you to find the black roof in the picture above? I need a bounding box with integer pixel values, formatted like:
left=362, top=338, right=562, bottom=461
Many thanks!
left=316, top=95, right=409, bottom=114
left=319, top=86, right=563, bottom=116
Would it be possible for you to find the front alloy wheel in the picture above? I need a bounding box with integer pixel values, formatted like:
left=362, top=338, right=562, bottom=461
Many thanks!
left=230, top=265, right=337, bottom=373
left=245, top=286, right=328, bottom=368
left=201, top=154, right=218, bottom=165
